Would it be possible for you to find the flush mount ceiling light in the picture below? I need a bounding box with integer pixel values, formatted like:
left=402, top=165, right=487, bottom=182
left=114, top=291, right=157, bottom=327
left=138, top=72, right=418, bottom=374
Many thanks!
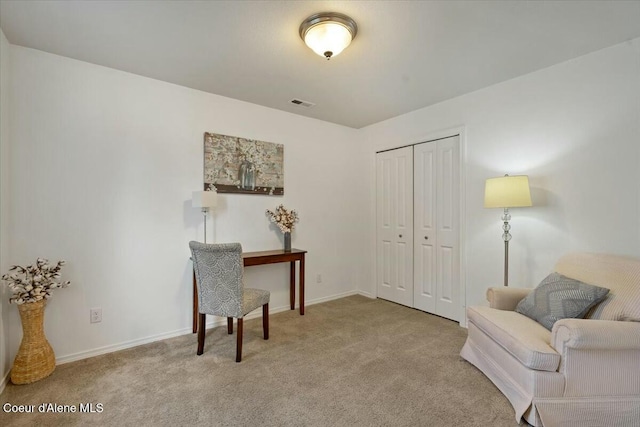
left=299, top=12, right=358, bottom=60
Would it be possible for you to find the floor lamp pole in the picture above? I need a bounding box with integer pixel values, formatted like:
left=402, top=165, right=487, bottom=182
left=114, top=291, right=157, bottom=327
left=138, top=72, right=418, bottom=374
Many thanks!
left=202, top=209, right=208, bottom=244
left=502, top=207, right=512, bottom=287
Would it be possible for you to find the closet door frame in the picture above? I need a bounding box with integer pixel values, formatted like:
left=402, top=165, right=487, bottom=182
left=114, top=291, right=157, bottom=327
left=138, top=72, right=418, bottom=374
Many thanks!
left=374, top=127, right=467, bottom=326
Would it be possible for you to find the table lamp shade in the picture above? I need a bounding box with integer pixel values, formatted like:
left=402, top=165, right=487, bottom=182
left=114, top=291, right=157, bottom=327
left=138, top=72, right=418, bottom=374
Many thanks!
left=484, top=175, right=532, bottom=208
left=192, top=190, right=217, bottom=209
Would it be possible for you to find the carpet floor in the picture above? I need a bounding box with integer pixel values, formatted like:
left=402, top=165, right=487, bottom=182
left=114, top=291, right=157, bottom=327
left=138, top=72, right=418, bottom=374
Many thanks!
left=1, top=295, right=524, bottom=426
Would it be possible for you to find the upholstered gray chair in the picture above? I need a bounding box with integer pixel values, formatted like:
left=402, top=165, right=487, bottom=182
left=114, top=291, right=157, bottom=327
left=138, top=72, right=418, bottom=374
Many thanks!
left=189, top=241, right=270, bottom=362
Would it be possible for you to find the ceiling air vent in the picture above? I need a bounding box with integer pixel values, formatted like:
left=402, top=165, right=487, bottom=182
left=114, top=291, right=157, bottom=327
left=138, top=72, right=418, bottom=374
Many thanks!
left=290, top=98, right=315, bottom=108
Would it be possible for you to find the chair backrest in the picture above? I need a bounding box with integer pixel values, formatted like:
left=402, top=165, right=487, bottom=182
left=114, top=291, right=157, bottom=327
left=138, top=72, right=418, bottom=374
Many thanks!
left=554, top=252, right=640, bottom=321
left=189, top=241, right=244, bottom=318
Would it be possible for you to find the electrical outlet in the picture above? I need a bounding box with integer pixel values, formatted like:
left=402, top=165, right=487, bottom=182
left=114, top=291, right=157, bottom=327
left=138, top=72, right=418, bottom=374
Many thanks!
left=90, top=308, right=102, bottom=323
left=316, top=274, right=322, bottom=284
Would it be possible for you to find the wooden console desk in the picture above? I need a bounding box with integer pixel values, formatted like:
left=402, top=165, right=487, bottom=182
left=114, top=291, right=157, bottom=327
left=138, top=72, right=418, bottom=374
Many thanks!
left=192, top=248, right=307, bottom=333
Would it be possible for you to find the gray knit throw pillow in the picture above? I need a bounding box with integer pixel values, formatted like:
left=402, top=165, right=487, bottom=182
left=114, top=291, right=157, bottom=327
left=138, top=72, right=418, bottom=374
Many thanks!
left=515, top=272, right=610, bottom=330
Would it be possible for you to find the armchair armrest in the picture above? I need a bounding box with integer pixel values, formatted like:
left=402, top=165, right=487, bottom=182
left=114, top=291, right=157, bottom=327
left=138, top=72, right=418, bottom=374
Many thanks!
left=551, top=319, right=640, bottom=396
left=486, top=287, right=531, bottom=310
left=551, top=318, right=640, bottom=352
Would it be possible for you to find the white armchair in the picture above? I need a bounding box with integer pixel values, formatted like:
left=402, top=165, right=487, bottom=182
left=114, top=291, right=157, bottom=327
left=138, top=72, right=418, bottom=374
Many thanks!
left=461, top=253, right=640, bottom=427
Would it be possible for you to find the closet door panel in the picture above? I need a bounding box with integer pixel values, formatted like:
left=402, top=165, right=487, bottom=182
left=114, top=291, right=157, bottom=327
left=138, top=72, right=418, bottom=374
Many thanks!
left=376, top=147, right=413, bottom=307
left=376, top=155, right=395, bottom=302
left=435, top=136, right=460, bottom=321
left=413, top=143, right=436, bottom=312
left=394, top=149, right=414, bottom=307
left=381, top=241, right=392, bottom=290
left=438, top=246, right=454, bottom=302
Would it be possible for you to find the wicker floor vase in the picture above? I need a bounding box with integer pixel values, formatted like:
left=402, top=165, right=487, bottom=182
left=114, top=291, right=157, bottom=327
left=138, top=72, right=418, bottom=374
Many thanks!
left=11, top=299, right=56, bottom=384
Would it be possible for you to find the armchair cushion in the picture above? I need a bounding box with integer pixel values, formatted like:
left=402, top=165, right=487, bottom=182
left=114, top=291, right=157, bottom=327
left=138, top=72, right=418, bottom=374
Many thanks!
left=467, top=306, right=560, bottom=371
left=515, top=273, right=609, bottom=330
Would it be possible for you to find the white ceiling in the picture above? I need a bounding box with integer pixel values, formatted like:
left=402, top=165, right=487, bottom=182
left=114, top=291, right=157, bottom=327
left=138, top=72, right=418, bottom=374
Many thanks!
left=1, top=1, right=639, bottom=129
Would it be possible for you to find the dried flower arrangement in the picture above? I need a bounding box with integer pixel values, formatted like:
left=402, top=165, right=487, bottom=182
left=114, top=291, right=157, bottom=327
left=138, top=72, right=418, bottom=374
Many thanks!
left=1, top=258, right=71, bottom=304
left=266, top=204, right=299, bottom=233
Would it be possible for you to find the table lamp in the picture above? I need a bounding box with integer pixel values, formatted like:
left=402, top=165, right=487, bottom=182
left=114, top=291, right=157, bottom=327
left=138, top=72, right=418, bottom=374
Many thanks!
left=192, top=190, right=218, bottom=243
left=484, top=175, right=532, bottom=286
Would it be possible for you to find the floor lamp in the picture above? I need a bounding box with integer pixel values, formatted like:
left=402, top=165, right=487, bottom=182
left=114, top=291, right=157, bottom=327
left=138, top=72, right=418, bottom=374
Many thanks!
left=192, top=190, right=218, bottom=243
left=484, top=175, right=532, bottom=286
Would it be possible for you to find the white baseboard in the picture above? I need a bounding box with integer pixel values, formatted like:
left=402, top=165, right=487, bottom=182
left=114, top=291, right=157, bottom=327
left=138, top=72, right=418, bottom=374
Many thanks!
left=55, top=291, right=360, bottom=366
left=357, top=290, right=375, bottom=299
left=302, top=290, right=359, bottom=305
left=55, top=327, right=194, bottom=365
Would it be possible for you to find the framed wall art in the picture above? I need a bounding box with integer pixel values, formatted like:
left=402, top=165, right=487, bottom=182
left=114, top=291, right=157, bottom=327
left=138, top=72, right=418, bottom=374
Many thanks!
left=203, top=132, right=284, bottom=195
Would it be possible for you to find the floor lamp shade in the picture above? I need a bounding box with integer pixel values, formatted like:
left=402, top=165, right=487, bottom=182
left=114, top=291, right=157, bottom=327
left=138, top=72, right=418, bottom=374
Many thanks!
left=192, top=190, right=217, bottom=243
left=484, top=175, right=532, bottom=208
left=484, top=175, right=532, bottom=287
left=192, top=191, right=217, bottom=209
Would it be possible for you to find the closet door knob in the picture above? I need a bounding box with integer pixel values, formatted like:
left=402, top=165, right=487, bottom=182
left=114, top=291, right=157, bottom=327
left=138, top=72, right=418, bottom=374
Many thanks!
left=399, top=234, right=403, bottom=238
left=424, top=236, right=429, bottom=240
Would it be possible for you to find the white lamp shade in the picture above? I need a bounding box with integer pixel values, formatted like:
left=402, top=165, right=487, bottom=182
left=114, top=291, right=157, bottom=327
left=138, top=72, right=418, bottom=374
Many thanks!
left=484, top=175, right=532, bottom=208
left=192, top=190, right=217, bottom=209
left=304, top=22, right=353, bottom=58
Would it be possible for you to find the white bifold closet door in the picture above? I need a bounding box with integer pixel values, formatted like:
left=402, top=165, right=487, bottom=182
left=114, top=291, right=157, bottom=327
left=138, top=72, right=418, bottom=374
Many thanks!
left=376, top=146, right=414, bottom=307
left=413, top=136, right=460, bottom=321
left=376, top=136, right=460, bottom=322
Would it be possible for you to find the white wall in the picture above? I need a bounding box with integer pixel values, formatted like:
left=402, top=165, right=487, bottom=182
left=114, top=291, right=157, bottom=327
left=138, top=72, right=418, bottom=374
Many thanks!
left=360, top=38, right=640, bottom=314
left=7, top=45, right=367, bottom=364
left=0, top=28, right=11, bottom=388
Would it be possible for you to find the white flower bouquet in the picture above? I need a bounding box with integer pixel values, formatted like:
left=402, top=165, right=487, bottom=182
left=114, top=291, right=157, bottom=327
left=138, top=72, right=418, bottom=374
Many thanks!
left=266, top=204, right=299, bottom=233
left=1, top=258, right=71, bottom=304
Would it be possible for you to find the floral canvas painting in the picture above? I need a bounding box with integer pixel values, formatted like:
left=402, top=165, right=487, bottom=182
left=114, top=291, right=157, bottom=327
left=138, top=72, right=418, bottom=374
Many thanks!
left=203, top=132, right=284, bottom=195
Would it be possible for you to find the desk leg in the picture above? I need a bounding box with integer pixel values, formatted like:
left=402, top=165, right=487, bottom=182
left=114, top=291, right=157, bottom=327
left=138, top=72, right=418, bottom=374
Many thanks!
left=192, top=269, right=198, bottom=334
left=289, top=261, right=295, bottom=310
left=300, top=255, right=305, bottom=315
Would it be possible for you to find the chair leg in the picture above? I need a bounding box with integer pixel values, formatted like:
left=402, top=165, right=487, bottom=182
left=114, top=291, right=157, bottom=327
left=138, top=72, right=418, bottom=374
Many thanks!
left=197, top=313, right=206, bottom=355
left=236, top=318, right=243, bottom=363
left=227, top=317, right=233, bottom=334
left=263, top=303, right=269, bottom=340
